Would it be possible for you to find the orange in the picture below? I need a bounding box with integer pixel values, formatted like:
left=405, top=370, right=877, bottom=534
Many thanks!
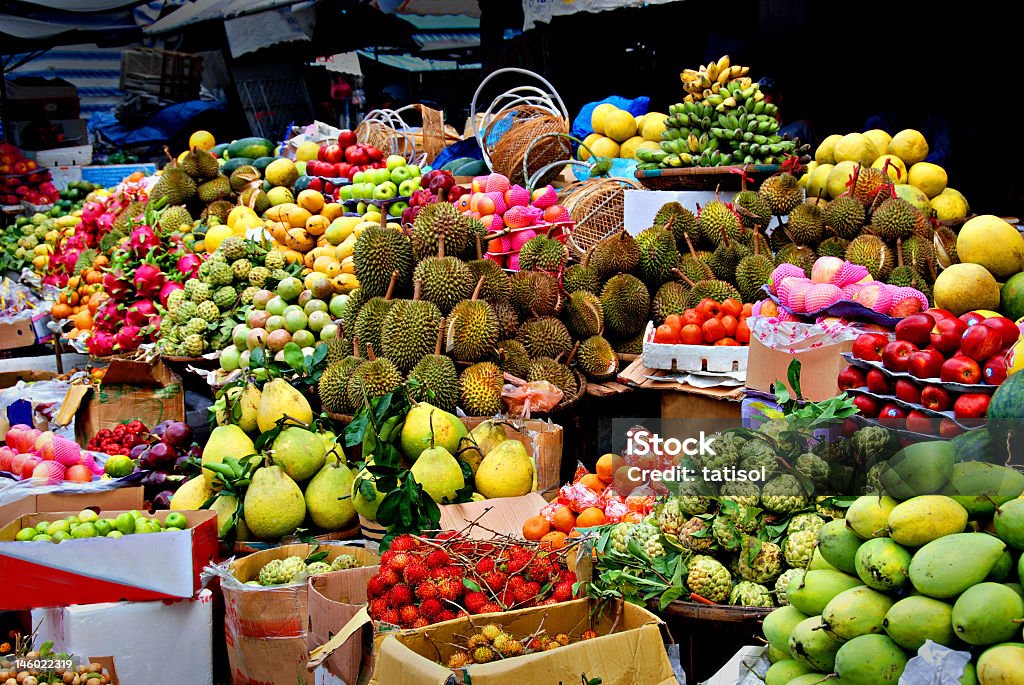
left=595, top=453, right=625, bottom=484
left=578, top=474, right=606, bottom=494
left=551, top=505, right=577, bottom=534
left=575, top=507, right=607, bottom=528
left=51, top=302, right=72, bottom=319
left=86, top=270, right=102, bottom=285
left=94, top=255, right=109, bottom=268
left=621, top=511, right=643, bottom=523
left=568, top=529, right=582, bottom=539
left=72, top=309, right=93, bottom=331
left=613, top=465, right=639, bottom=494
left=521, top=515, right=551, bottom=541
left=540, top=531, right=567, bottom=550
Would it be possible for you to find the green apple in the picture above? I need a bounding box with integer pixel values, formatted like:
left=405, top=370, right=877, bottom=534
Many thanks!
left=94, top=519, right=113, bottom=537
left=165, top=512, right=188, bottom=529
left=398, top=178, right=420, bottom=197
left=337, top=185, right=353, bottom=201
left=115, top=512, right=136, bottom=534
left=71, top=522, right=97, bottom=539
left=375, top=168, right=393, bottom=185
left=385, top=154, right=406, bottom=171
left=390, top=166, right=412, bottom=184
left=130, top=510, right=145, bottom=519
left=64, top=516, right=78, bottom=526
left=352, top=170, right=365, bottom=184
left=78, top=509, right=99, bottom=523
left=356, top=201, right=368, bottom=215
left=134, top=520, right=156, bottom=534
left=388, top=201, right=408, bottom=218
left=372, top=182, right=398, bottom=201
left=32, top=534, right=53, bottom=543
left=408, top=164, right=421, bottom=177
left=16, top=527, right=37, bottom=542
left=35, top=521, right=50, bottom=534
left=106, top=530, right=123, bottom=539
left=51, top=530, right=70, bottom=543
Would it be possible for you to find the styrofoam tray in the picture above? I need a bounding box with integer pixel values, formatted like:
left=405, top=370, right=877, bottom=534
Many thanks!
left=841, top=352, right=998, bottom=394
left=641, top=321, right=748, bottom=374
left=847, top=387, right=985, bottom=430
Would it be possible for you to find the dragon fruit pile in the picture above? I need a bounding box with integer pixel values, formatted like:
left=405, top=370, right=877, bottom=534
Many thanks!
left=760, top=256, right=930, bottom=320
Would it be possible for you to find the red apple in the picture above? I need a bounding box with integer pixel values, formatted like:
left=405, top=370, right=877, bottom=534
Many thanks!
left=906, top=410, right=935, bottom=435
left=940, top=356, right=982, bottom=384
left=921, top=385, right=953, bottom=412
left=852, top=333, right=890, bottom=362
left=895, top=313, right=935, bottom=346
left=838, top=365, right=867, bottom=391
left=337, top=129, right=357, bottom=149
left=982, top=316, right=1021, bottom=348
left=939, top=418, right=964, bottom=438
left=931, top=318, right=968, bottom=354
left=882, top=340, right=918, bottom=373
left=961, top=325, right=1002, bottom=363
left=927, top=308, right=956, bottom=323
left=907, top=349, right=945, bottom=379
left=894, top=379, right=922, bottom=404
left=866, top=368, right=895, bottom=394
left=853, top=395, right=882, bottom=418
left=20, top=456, right=41, bottom=480
left=984, top=354, right=1009, bottom=386
left=878, top=403, right=908, bottom=428
left=321, top=144, right=343, bottom=164
left=954, top=393, right=991, bottom=419
left=960, top=311, right=987, bottom=327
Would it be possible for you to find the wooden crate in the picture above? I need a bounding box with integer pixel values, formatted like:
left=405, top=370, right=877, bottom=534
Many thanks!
left=120, top=48, right=202, bottom=101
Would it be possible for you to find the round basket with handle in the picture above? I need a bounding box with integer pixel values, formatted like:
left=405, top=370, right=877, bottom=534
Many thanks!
left=355, top=107, right=426, bottom=167
left=471, top=68, right=571, bottom=187
left=561, top=176, right=644, bottom=257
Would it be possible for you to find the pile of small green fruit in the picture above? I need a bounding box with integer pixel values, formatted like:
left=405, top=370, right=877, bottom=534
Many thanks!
left=13, top=509, right=189, bottom=543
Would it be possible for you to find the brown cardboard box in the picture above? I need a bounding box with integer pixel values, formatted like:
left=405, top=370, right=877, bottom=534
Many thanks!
left=460, top=418, right=563, bottom=494
left=0, top=316, right=39, bottom=350
left=4, top=77, right=80, bottom=119
left=365, top=598, right=677, bottom=685
left=745, top=335, right=856, bottom=403
left=0, top=484, right=143, bottom=529
left=307, top=564, right=379, bottom=684
left=55, top=359, right=185, bottom=446
left=0, top=368, right=57, bottom=388
left=438, top=492, right=548, bottom=540
left=224, top=544, right=378, bottom=685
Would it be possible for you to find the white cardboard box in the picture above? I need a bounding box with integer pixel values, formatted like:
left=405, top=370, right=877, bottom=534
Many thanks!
left=624, top=189, right=782, bottom=235
left=32, top=590, right=214, bottom=685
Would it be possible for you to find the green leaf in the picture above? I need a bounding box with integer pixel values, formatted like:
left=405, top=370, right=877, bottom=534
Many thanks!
left=463, top=578, right=482, bottom=592
left=658, top=587, right=684, bottom=611
left=283, top=342, right=305, bottom=371
left=250, top=346, right=265, bottom=368
left=312, top=343, right=328, bottom=366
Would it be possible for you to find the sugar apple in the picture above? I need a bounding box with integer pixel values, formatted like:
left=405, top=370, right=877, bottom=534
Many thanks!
left=865, top=462, right=886, bottom=493
left=185, top=317, right=208, bottom=335
left=739, top=439, right=779, bottom=477
left=815, top=496, right=845, bottom=520
left=687, top=555, right=732, bottom=603
left=264, top=250, right=286, bottom=270
left=190, top=281, right=212, bottom=303
left=209, top=250, right=228, bottom=263
left=182, top=334, right=205, bottom=356
left=231, top=258, right=252, bottom=280
left=849, top=425, right=894, bottom=464
left=679, top=516, right=714, bottom=553
left=610, top=522, right=635, bottom=555
left=729, top=581, right=774, bottom=607
left=306, top=561, right=332, bottom=575
left=240, top=286, right=259, bottom=305
left=813, top=436, right=849, bottom=463
left=258, top=558, right=292, bottom=585
left=279, top=556, right=307, bottom=582
left=678, top=480, right=716, bottom=516
left=700, top=432, right=741, bottom=473
left=657, top=498, right=685, bottom=536
left=774, top=568, right=803, bottom=605
left=210, top=261, right=234, bottom=286
left=213, top=286, right=237, bottom=310
left=221, top=236, right=248, bottom=260
left=173, top=300, right=198, bottom=324
left=197, top=261, right=213, bottom=281
left=757, top=418, right=808, bottom=454
left=794, top=452, right=830, bottom=490
left=166, top=288, right=186, bottom=313
left=330, top=554, right=361, bottom=571
left=761, top=474, right=810, bottom=515
left=631, top=520, right=665, bottom=559
left=197, top=300, right=220, bottom=322
left=788, top=513, right=825, bottom=535
left=249, top=266, right=271, bottom=287
left=712, top=513, right=744, bottom=552
left=783, top=529, right=817, bottom=568
left=738, top=536, right=783, bottom=584
left=719, top=481, right=760, bottom=508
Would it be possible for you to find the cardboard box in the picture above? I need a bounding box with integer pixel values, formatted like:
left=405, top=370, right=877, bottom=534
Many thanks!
left=0, top=509, right=217, bottom=609
left=307, top=564, right=379, bottom=685
left=460, top=417, right=564, bottom=494
left=55, top=359, right=185, bottom=447
left=367, top=598, right=677, bottom=685
left=4, top=77, right=80, bottom=119
left=438, top=492, right=548, bottom=539
left=223, top=544, right=378, bottom=685
left=745, top=334, right=856, bottom=403
left=0, top=484, right=144, bottom=530
left=32, top=590, right=213, bottom=685
left=0, top=310, right=51, bottom=350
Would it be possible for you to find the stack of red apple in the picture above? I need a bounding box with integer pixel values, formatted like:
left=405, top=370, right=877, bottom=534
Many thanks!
left=304, top=130, right=385, bottom=184
left=402, top=170, right=467, bottom=225
left=839, top=309, right=1020, bottom=436
left=0, top=143, right=57, bottom=206
left=0, top=425, right=104, bottom=484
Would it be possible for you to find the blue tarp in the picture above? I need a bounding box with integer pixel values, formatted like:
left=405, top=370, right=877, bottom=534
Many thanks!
left=571, top=95, right=650, bottom=142
left=88, top=99, right=227, bottom=147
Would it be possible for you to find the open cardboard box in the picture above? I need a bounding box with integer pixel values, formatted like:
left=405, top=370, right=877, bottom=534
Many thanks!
left=55, top=359, right=185, bottom=447
left=355, top=598, right=677, bottom=685
left=745, top=334, right=856, bottom=402
left=438, top=492, right=548, bottom=540
left=0, top=484, right=143, bottom=530
left=460, top=418, right=563, bottom=494
left=0, top=508, right=217, bottom=609
left=307, top=563, right=379, bottom=685
left=222, top=544, right=378, bottom=685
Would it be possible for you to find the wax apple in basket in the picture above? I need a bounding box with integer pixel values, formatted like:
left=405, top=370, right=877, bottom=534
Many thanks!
left=853, top=333, right=889, bottom=362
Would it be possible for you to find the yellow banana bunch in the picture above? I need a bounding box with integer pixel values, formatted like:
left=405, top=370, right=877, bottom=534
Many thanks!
left=680, top=55, right=754, bottom=101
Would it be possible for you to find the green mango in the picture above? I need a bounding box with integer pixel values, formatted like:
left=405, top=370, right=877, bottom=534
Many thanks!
left=834, top=634, right=909, bottom=685
left=994, top=498, right=1024, bottom=550
left=952, top=582, right=1024, bottom=645
left=822, top=585, right=894, bottom=640
left=883, top=595, right=956, bottom=651
left=818, top=519, right=862, bottom=573
left=765, top=659, right=811, bottom=685
left=942, top=462, right=1024, bottom=518
left=880, top=441, right=955, bottom=499
left=762, top=605, right=807, bottom=656
left=856, top=538, right=912, bottom=591
left=887, top=495, right=968, bottom=546
left=909, top=532, right=1007, bottom=598
left=846, top=495, right=898, bottom=539
left=789, top=616, right=843, bottom=673
left=787, top=570, right=863, bottom=616
left=977, top=644, right=1024, bottom=685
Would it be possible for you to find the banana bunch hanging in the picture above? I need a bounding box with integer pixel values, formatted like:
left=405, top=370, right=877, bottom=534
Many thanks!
left=679, top=55, right=752, bottom=103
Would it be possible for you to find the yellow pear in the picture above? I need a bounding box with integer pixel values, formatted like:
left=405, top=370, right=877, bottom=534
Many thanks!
left=305, top=461, right=358, bottom=530
left=271, top=426, right=326, bottom=482
left=169, top=476, right=213, bottom=510
left=215, top=383, right=261, bottom=434
left=400, top=403, right=468, bottom=461
left=257, top=378, right=313, bottom=432
left=243, top=464, right=306, bottom=539
left=474, top=440, right=535, bottom=499
left=410, top=444, right=465, bottom=503
left=202, top=425, right=255, bottom=486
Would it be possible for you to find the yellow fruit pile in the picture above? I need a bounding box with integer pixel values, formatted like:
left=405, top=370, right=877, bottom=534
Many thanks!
left=580, top=103, right=666, bottom=161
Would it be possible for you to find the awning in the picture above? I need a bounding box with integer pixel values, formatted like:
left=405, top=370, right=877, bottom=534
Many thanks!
left=7, top=0, right=150, bottom=11
left=357, top=50, right=480, bottom=72
left=412, top=31, right=479, bottom=52
left=523, top=0, right=686, bottom=30
left=372, top=0, right=480, bottom=18
left=310, top=52, right=363, bottom=76
left=145, top=0, right=296, bottom=34
left=0, top=13, right=140, bottom=52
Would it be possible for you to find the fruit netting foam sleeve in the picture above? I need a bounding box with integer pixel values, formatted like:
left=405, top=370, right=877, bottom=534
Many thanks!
left=899, top=640, right=972, bottom=684
left=750, top=316, right=860, bottom=353
left=0, top=461, right=136, bottom=509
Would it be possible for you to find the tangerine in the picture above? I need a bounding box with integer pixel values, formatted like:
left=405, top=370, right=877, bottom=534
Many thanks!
left=578, top=473, right=606, bottom=494
left=595, top=453, right=625, bottom=484
left=72, top=309, right=93, bottom=331
left=575, top=507, right=607, bottom=528
left=551, top=506, right=577, bottom=534
left=521, top=515, right=551, bottom=541
left=540, top=531, right=567, bottom=550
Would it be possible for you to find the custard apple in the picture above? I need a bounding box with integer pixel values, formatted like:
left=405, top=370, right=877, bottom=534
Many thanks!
left=794, top=452, right=830, bottom=490
left=739, top=439, right=779, bottom=477
left=610, top=522, right=635, bottom=555
left=222, top=236, right=248, bottom=260
left=249, top=266, right=271, bottom=287
left=264, top=250, right=286, bottom=270
left=657, top=498, right=685, bottom=536
left=815, top=496, right=845, bottom=520
left=687, top=555, right=732, bottom=603
left=209, top=250, right=228, bottom=263
left=173, top=300, right=197, bottom=324
left=183, top=278, right=202, bottom=300
left=757, top=418, right=808, bottom=455
left=231, top=258, right=252, bottom=280
left=788, top=513, right=825, bottom=535
left=865, top=462, right=886, bottom=493
left=166, top=288, right=186, bottom=313
left=240, top=286, right=259, bottom=305
left=330, top=554, right=361, bottom=571
left=849, top=425, right=894, bottom=463
left=678, top=480, right=716, bottom=516
left=280, top=556, right=307, bottom=582
left=258, top=559, right=291, bottom=585
left=712, top=513, right=744, bottom=552
left=761, top=474, right=809, bottom=515
left=186, top=317, right=208, bottom=335
left=306, top=561, right=332, bottom=575
left=813, top=437, right=849, bottom=463
left=197, top=261, right=213, bottom=280
left=719, top=481, right=760, bottom=508
left=729, top=581, right=774, bottom=607
left=738, top=536, right=783, bottom=583
left=784, top=529, right=817, bottom=568
left=182, top=334, right=205, bottom=356
left=631, top=520, right=665, bottom=559
left=210, top=261, right=234, bottom=286
left=774, top=568, right=803, bottom=605
left=679, top=516, right=714, bottom=552
left=197, top=300, right=220, bottom=322
left=190, top=281, right=212, bottom=303
left=700, top=432, right=741, bottom=473
left=214, top=286, right=237, bottom=310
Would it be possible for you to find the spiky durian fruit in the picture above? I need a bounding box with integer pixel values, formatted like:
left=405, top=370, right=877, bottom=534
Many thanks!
left=459, top=362, right=505, bottom=416
left=600, top=274, right=650, bottom=337
left=684, top=279, right=741, bottom=307
left=654, top=201, right=698, bottom=252
left=758, top=173, right=803, bottom=215
left=448, top=282, right=500, bottom=362
left=733, top=190, right=772, bottom=231
left=490, top=299, right=520, bottom=339
left=587, top=229, right=640, bottom=280
left=527, top=357, right=576, bottom=396
left=149, top=168, right=196, bottom=207
left=845, top=235, right=893, bottom=280
left=346, top=350, right=402, bottom=410
left=775, top=243, right=816, bottom=276
left=821, top=196, right=865, bottom=239
left=508, top=271, right=561, bottom=317
left=817, top=236, right=850, bottom=259
left=379, top=287, right=444, bottom=373
left=563, top=291, right=604, bottom=339
left=353, top=226, right=414, bottom=298
left=735, top=236, right=774, bottom=303
left=518, top=235, right=567, bottom=272
left=180, top=148, right=220, bottom=180
left=517, top=317, right=573, bottom=359
left=697, top=198, right=743, bottom=245
left=492, top=339, right=531, bottom=379
left=158, top=205, right=193, bottom=233
left=319, top=356, right=363, bottom=413
left=786, top=203, right=824, bottom=245
left=850, top=165, right=890, bottom=207
left=562, top=263, right=600, bottom=295
left=574, top=335, right=618, bottom=381
left=652, top=281, right=690, bottom=323
left=408, top=324, right=459, bottom=412
left=467, top=258, right=511, bottom=302
left=413, top=255, right=475, bottom=315
left=636, top=225, right=682, bottom=288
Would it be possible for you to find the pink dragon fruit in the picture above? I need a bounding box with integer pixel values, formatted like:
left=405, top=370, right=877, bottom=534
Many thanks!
left=114, top=326, right=143, bottom=351
left=126, top=300, right=157, bottom=327
left=93, top=300, right=123, bottom=329
left=160, top=280, right=184, bottom=306
left=176, top=253, right=203, bottom=280
left=96, top=212, right=116, bottom=232
left=87, top=331, right=116, bottom=356
left=81, top=201, right=103, bottom=223
left=103, top=271, right=131, bottom=299
left=126, top=224, right=160, bottom=257
left=133, top=262, right=166, bottom=298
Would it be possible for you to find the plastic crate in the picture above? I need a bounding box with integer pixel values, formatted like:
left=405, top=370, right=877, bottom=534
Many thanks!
left=33, top=145, right=93, bottom=167
left=81, top=164, right=156, bottom=188
left=120, top=48, right=203, bottom=102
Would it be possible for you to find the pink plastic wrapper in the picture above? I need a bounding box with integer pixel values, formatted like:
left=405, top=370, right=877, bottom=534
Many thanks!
left=502, top=380, right=563, bottom=417
left=539, top=499, right=561, bottom=523
left=558, top=482, right=602, bottom=513
left=603, top=498, right=628, bottom=524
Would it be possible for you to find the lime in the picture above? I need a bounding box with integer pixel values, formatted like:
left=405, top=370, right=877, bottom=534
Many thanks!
left=15, top=527, right=37, bottom=542
left=77, top=509, right=99, bottom=523
left=94, top=519, right=113, bottom=537
left=71, top=522, right=97, bottom=539
left=115, top=512, right=136, bottom=535
left=104, top=454, right=134, bottom=478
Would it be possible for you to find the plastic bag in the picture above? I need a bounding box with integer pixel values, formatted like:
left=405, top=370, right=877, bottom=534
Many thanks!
left=749, top=315, right=861, bottom=354
left=502, top=380, right=563, bottom=418
left=0, top=379, right=73, bottom=439
left=898, top=640, right=972, bottom=685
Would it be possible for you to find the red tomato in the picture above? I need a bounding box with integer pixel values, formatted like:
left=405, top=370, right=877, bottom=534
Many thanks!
left=664, top=314, right=682, bottom=335
left=699, top=299, right=723, bottom=319
left=654, top=324, right=677, bottom=344
left=741, top=303, right=753, bottom=317
left=682, top=309, right=705, bottom=326
left=702, top=318, right=726, bottom=343
left=721, top=298, right=742, bottom=318
left=720, top=315, right=738, bottom=337
left=680, top=324, right=703, bottom=345
left=714, top=338, right=741, bottom=346
left=736, top=317, right=751, bottom=344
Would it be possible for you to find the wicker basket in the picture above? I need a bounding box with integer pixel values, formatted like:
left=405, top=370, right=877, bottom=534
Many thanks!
left=561, top=177, right=644, bottom=257
left=635, top=164, right=781, bottom=191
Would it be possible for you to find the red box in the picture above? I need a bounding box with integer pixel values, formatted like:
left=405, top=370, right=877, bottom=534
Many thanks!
left=0, top=509, right=217, bottom=609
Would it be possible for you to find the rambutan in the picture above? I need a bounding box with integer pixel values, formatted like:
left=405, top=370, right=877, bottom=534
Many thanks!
left=412, top=617, right=430, bottom=629
left=504, top=547, right=532, bottom=574
left=381, top=608, right=401, bottom=625
left=555, top=633, right=570, bottom=646
left=464, top=591, right=488, bottom=613
left=419, top=598, right=443, bottom=619
left=368, top=598, right=387, bottom=619
left=526, top=560, right=554, bottom=584
left=467, top=634, right=491, bottom=649
left=475, top=558, right=495, bottom=575
left=390, top=552, right=411, bottom=571
left=415, top=581, right=438, bottom=600
left=437, top=577, right=461, bottom=602
left=439, top=610, right=456, bottom=622
left=380, top=568, right=400, bottom=586
left=552, top=580, right=574, bottom=602
left=513, top=582, right=537, bottom=603
left=389, top=535, right=419, bottom=553
left=483, top=570, right=508, bottom=591
left=581, top=629, right=598, bottom=640
left=539, top=598, right=559, bottom=606
left=426, top=548, right=451, bottom=568
left=388, top=583, right=413, bottom=606
left=403, top=561, right=430, bottom=586
left=399, top=604, right=420, bottom=626
left=447, top=652, right=471, bottom=669
left=367, top=574, right=388, bottom=598
left=379, top=550, right=396, bottom=567
left=478, top=602, right=503, bottom=614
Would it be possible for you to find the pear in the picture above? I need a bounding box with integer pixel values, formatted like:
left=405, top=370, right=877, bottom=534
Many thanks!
left=474, top=439, right=535, bottom=499
left=400, top=402, right=468, bottom=461
left=305, top=461, right=358, bottom=530
left=257, top=378, right=313, bottom=432
left=202, top=425, right=255, bottom=486
left=271, top=426, right=326, bottom=482
left=209, top=493, right=240, bottom=537
left=216, top=383, right=262, bottom=434
left=169, top=476, right=213, bottom=510
left=457, top=420, right=509, bottom=475
left=243, top=463, right=306, bottom=539
left=351, top=460, right=385, bottom=520
left=410, top=443, right=465, bottom=503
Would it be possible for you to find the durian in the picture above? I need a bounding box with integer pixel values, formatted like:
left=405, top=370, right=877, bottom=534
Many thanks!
left=636, top=225, right=682, bottom=288
left=410, top=202, right=469, bottom=260
left=518, top=235, right=567, bottom=272
left=197, top=176, right=232, bottom=203
left=600, top=274, right=650, bottom=337
left=346, top=345, right=402, bottom=409
left=681, top=275, right=742, bottom=307
left=517, top=317, right=573, bottom=359
left=574, top=335, right=618, bottom=381
left=786, top=203, right=824, bottom=245
left=850, top=165, right=890, bottom=207
left=319, top=352, right=363, bottom=414
left=379, top=281, right=444, bottom=373
left=158, top=205, right=193, bottom=233
left=354, top=271, right=400, bottom=353
left=408, top=323, right=459, bottom=412
left=149, top=168, right=196, bottom=207
left=489, top=299, right=520, bottom=339
left=758, top=173, right=803, bottom=215
left=652, top=281, right=690, bottom=323
left=821, top=196, right=865, bottom=239
left=563, top=291, right=604, bottom=339
left=653, top=201, right=698, bottom=252
left=508, top=271, right=561, bottom=317
left=735, top=231, right=774, bottom=303
left=353, top=225, right=414, bottom=298
left=697, top=197, right=743, bottom=245
left=870, top=197, right=917, bottom=242
left=562, top=263, right=600, bottom=295
left=733, top=190, right=772, bottom=231
left=492, top=339, right=531, bottom=379
left=775, top=243, right=816, bottom=276
left=466, top=258, right=511, bottom=302
left=527, top=357, right=576, bottom=396
left=448, top=278, right=500, bottom=362
left=180, top=148, right=220, bottom=180
left=229, top=165, right=261, bottom=193
left=413, top=243, right=474, bottom=315
left=817, top=236, right=850, bottom=259
left=845, top=234, right=893, bottom=280
left=459, top=362, right=505, bottom=416
left=587, top=229, right=640, bottom=280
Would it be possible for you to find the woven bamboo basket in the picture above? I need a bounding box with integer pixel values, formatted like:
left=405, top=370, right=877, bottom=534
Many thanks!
left=561, top=176, right=644, bottom=257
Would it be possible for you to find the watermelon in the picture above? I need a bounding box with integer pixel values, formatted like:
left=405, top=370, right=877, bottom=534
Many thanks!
left=210, top=143, right=230, bottom=159
left=227, top=137, right=274, bottom=160
left=1001, top=273, right=1024, bottom=321
left=252, top=156, right=277, bottom=173
left=987, top=370, right=1024, bottom=462
left=951, top=428, right=995, bottom=463
left=221, top=158, right=254, bottom=175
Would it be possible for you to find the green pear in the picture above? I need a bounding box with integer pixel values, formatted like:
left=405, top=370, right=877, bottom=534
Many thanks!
left=305, top=461, right=358, bottom=530
left=243, top=464, right=306, bottom=539
left=271, top=426, right=326, bottom=482
left=410, top=444, right=465, bottom=503
left=257, top=378, right=313, bottom=432
left=216, top=383, right=262, bottom=434
left=457, top=419, right=509, bottom=475
left=400, top=402, right=468, bottom=460
left=209, top=493, right=240, bottom=537
left=474, top=439, right=535, bottom=499
left=202, top=425, right=255, bottom=486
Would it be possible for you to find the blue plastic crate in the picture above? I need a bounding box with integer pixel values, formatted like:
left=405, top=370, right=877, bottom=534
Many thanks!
left=81, top=163, right=156, bottom=188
